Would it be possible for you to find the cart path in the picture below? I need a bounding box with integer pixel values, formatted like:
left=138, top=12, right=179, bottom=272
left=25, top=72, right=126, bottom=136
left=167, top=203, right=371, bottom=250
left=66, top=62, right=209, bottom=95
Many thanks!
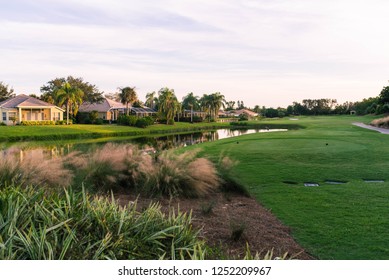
left=352, top=122, right=389, bottom=134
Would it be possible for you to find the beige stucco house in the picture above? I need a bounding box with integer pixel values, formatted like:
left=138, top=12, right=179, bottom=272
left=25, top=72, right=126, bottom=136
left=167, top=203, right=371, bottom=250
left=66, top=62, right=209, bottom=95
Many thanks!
left=79, top=97, right=156, bottom=120
left=0, top=94, right=64, bottom=125
left=79, top=97, right=127, bottom=121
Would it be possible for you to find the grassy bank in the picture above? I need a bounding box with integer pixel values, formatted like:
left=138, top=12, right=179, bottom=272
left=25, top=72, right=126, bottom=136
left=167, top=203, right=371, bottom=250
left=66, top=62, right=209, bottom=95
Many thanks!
left=0, top=121, right=304, bottom=142
left=194, top=115, right=389, bottom=259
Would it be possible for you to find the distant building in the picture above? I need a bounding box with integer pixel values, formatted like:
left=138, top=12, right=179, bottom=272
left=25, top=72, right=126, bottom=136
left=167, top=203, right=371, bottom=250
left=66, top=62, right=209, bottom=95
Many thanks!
left=79, top=97, right=157, bottom=121
left=218, top=109, right=258, bottom=119
left=79, top=97, right=126, bottom=121
left=0, top=94, right=64, bottom=125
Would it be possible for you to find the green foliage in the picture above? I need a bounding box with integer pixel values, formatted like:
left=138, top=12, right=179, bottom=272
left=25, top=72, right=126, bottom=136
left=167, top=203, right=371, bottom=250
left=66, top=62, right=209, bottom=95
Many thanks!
left=0, top=186, right=204, bottom=259
left=40, top=76, right=103, bottom=104
left=117, top=115, right=137, bottom=126
left=238, top=113, right=249, bottom=121
left=0, top=122, right=6, bottom=126
left=0, top=81, right=15, bottom=102
left=158, top=87, right=180, bottom=125
left=119, top=86, right=138, bottom=115
left=135, top=118, right=149, bottom=128
left=88, top=110, right=99, bottom=124
left=20, top=121, right=56, bottom=126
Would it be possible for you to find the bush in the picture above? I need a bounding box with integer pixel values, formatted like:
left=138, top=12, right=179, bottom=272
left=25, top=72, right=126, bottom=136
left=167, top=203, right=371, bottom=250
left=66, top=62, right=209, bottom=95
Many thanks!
left=239, top=113, right=249, bottom=121
left=371, top=116, right=389, bottom=128
left=95, top=118, right=104, bottom=125
left=167, top=119, right=175, bottom=125
left=135, top=118, right=150, bottom=128
left=117, top=115, right=137, bottom=126
left=20, top=120, right=56, bottom=126
left=0, top=186, right=204, bottom=260
left=0, top=122, right=6, bottom=126
left=55, top=120, right=72, bottom=125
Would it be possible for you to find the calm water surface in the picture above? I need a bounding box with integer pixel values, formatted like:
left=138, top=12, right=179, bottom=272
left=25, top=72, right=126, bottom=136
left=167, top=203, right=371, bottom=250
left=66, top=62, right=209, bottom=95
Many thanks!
left=0, top=128, right=287, bottom=159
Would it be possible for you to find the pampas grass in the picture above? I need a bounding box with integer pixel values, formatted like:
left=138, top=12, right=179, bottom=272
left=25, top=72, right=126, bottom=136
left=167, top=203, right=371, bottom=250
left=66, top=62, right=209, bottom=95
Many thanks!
left=371, top=116, right=389, bottom=128
left=1, top=143, right=223, bottom=198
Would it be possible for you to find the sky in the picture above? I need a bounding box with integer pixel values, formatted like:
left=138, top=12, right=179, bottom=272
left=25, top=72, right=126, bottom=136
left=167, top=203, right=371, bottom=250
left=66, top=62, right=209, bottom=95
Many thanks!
left=1, top=0, right=389, bottom=108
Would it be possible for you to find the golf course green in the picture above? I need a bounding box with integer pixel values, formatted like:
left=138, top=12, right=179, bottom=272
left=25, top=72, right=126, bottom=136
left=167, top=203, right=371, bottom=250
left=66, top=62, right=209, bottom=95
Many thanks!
left=196, top=115, right=389, bottom=259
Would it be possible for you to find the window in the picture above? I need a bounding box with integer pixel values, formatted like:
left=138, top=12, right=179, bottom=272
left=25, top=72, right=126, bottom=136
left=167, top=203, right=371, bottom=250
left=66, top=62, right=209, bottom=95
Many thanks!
left=2, top=112, right=6, bottom=121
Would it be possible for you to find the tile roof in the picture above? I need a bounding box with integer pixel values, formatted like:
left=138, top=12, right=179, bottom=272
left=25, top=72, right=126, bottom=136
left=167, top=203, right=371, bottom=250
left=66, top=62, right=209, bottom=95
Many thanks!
left=0, top=94, right=64, bottom=110
left=79, top=98, right=126, bottom=113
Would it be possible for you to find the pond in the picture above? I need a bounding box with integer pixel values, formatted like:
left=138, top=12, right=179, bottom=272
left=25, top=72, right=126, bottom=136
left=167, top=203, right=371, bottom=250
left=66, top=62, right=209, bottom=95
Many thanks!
left=0, top=128, right=287, bottom=159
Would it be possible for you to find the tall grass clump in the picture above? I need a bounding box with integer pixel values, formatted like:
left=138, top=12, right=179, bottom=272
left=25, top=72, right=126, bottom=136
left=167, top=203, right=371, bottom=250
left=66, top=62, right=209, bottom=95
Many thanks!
left=371, top=116, right=389, bottom=128
left=65, top=143, right=154, bottom=192
left=149, top=149, right=220, bottom=198
left=217, top=156, right=250, bottom=196
left=0, top=186, right=205, bottom=260
left=0, top=148, right=72, bottom=188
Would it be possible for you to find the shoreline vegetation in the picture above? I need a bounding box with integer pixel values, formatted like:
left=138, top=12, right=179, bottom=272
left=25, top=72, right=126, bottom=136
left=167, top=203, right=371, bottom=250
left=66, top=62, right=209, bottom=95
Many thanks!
left=0, top=121, right=303, bottom=142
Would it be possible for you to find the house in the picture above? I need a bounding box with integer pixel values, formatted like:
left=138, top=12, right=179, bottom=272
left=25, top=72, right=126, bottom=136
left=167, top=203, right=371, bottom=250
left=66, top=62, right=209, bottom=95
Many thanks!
left=0, top=94, right=64, bottom=125
left=182, top=109, right=207, bottom=120
left=79, top=97, right=157, bottom=121
left=79, top=97, right=126, bottom=121
left=232, top=109, right=258, bottom=118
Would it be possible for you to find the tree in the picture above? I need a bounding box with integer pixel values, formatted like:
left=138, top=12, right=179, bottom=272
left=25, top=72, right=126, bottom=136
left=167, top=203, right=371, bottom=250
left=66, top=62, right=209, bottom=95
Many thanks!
left=158, top=87, right=180, bottom=125
left=119, top=86, right=138, bottom=115
left=0, top=82, right=15, bottom=102
left=145, top=91, right=158, bottom=110
left=56, top=82, right=84, bottom=125
left=210, top=92, right=225, bottom=120
left=379, top=86, right=389, bottom=105
left=182, top=92, right=200, bottom=111
left=225, top=101, right=236, bottom=111
left=41, top=76, right=103, bottom=105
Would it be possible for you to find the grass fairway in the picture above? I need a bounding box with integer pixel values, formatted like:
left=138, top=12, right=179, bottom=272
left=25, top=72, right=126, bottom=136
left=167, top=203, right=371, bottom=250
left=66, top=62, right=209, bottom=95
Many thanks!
left=197, top=115, right=389, bottom=259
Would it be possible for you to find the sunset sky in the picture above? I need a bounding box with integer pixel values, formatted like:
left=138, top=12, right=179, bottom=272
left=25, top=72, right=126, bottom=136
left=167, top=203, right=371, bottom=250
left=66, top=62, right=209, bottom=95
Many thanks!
left=1, top=0, right=389, bottom=107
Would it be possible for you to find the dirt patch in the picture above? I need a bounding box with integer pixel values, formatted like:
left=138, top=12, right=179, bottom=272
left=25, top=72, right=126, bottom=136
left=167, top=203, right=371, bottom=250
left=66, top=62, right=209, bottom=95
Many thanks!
left=115, top=192, right=314, bottom=260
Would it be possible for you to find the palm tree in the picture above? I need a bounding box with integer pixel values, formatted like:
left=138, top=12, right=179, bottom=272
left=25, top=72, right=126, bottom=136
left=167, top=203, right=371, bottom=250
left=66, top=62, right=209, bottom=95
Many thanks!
left=199, top=94, right=212, bottom=122
left=210, top=92, right=225, bottom=120
left=158, top=87, right=180, bottom=125
left=145, top=91, right=158, bottom=110
left=119, top=86, right=138, bottom=115
left=56, top=82, right=84, bottom=125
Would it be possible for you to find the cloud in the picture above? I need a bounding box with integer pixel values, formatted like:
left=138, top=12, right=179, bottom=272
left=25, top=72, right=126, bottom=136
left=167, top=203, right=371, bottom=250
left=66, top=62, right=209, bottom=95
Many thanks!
left=1, top=0, right=389, bottom=107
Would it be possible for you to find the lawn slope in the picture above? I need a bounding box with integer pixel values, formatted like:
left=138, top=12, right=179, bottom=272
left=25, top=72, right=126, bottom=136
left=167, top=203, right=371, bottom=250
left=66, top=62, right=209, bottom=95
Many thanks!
left=198, top=115, right=389, bottom=259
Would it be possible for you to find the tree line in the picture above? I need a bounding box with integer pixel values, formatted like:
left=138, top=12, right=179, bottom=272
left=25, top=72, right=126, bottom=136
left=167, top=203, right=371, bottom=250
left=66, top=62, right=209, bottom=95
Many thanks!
left=0, top=77, right=228, bottom=125
left=2, top=78, right=389, bottom=123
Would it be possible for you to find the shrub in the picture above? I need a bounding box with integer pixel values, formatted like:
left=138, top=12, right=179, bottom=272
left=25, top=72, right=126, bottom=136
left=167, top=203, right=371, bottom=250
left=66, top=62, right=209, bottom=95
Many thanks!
left=149, top=149, right=220, bottom=198
left=0, top=122, right=6, bottom=126
left=95, top=118, right=104, bottom=125
left=371, top=116, right=389, bottom=128
left=239, top=113, right=249, bottom=121
left=135, top=118, right=149, bottom=128
left=217, top=156, right=250, bottom=196
left=0, top=149, right=73, bottom=188
left=20, top=121, right=56, bottom=126
left=55, top=120, right=72, bottom=125
left=117, top=115, right=137, bottom=126
left=0, top=186, right=204, bottom=259
left=65, top=144, right=153, bottom=192
left=167, top=119, right=175, bottom=125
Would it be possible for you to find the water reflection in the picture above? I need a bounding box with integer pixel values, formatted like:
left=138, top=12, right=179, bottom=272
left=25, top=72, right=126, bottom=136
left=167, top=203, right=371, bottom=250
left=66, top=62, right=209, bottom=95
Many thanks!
left=0, top=128, right=287, bottom=159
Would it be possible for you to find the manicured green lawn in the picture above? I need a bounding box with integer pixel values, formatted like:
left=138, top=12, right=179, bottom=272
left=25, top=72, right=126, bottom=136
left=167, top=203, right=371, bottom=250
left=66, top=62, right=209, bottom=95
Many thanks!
left=0, top=122, right=231, bottom=141
left=196, top=115, right=389, bottom=259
